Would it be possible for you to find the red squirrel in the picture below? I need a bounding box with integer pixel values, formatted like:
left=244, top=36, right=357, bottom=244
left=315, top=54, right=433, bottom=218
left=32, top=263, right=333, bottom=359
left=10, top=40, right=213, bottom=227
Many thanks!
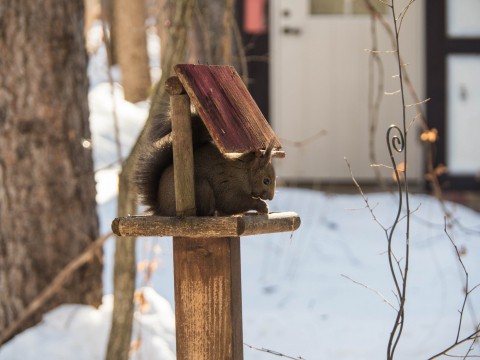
left=133, top=113, right=276, bottom=216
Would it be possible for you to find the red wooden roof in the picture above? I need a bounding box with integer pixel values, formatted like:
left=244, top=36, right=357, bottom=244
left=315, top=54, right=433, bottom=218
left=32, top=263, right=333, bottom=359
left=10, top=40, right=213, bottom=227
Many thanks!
left=174, top=64, right=282, bottom=154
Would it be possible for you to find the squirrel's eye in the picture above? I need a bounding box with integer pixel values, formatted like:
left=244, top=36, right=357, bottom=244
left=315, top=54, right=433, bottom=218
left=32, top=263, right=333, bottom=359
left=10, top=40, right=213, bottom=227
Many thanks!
left=263, top=177, right=271, bottom=185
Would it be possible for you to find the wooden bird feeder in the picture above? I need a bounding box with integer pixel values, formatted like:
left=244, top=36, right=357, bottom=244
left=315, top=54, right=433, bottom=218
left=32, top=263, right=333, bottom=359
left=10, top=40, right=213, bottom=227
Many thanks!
left=112, top=64, right=300, bottom=360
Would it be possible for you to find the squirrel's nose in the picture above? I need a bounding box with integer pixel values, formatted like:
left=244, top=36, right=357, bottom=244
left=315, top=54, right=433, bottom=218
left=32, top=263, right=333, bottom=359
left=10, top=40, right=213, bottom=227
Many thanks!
left=263, top=191, right=274, bottom=201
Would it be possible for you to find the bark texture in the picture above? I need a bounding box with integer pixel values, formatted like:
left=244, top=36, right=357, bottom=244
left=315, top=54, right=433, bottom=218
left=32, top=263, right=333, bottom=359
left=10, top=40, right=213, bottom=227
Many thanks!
left=0, top=0, right=102, bottom=338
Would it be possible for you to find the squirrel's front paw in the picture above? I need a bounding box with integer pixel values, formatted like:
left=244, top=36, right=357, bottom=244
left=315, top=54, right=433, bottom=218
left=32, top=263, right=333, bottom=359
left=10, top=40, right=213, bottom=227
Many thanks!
left=255, top=200, right=269, bottom=214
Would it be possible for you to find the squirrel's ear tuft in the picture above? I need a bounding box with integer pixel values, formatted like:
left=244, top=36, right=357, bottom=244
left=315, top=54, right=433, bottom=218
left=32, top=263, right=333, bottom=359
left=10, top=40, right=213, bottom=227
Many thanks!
left=255, top=139, right=275, bottom=166
left=255, top=140, right=275, bottom=159
left=264, top=139, right=275, bottom=160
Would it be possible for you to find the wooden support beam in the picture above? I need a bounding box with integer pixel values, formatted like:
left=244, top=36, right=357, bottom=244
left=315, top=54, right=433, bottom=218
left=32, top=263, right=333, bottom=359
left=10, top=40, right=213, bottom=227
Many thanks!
left=112, top=212, right=301, bottom=237
left=174, top=236, right=243, bottom=360
left=168, top=76, right=196, bottom=217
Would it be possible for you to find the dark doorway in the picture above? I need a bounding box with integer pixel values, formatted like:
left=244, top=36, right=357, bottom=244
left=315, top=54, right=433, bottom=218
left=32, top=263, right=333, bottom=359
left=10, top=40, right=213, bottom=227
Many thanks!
left=426, top=0, right=480, bottom=190
left=235, top=0, right=270, bottom=121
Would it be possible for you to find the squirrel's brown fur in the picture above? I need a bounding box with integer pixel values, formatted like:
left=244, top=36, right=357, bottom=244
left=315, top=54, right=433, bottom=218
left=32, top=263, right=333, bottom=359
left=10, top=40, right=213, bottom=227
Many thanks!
left=133, top=113, right=276, bottom=216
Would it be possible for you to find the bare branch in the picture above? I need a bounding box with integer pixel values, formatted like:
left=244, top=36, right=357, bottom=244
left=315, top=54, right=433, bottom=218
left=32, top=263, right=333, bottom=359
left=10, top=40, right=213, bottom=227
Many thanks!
left=443, top=354, right=480, bottom=358
left=444, top=217, right=479, bottom=344
left=384, top=1, right=413, bottom=357
left=0, top=232, right=114, bottom=344
left=428, top=328, right=480, bottom=360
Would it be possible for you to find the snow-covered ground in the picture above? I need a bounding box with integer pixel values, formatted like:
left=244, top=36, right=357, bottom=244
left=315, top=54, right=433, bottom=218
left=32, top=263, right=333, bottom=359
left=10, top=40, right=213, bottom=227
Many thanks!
left=1, top=23, right=479, bottom=360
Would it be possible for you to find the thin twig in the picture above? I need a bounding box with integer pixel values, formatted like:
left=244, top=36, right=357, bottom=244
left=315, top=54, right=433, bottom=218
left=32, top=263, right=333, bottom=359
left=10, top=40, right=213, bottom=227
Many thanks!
left=385, top=89, right=401, bottom=95
left=406, top=112, right=422, bottom=132
left=345, top=157, right=387, bottom=231
left=404, top=97, right=431, bottom=108
left=364, top=49, right=398, bottom=54
left=341, top=274, right=397, bottom=311
left=370, top=163, right=395, bottom=170
left=443, top=355, right=480, bottom=358
left=244, top=343, right=306, bottom=360
left=396, top=0, right=417, bottom=34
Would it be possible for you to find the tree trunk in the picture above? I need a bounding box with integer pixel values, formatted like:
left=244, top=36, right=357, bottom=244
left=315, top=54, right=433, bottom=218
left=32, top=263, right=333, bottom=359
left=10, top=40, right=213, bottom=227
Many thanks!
left=0, top=0, right=102, bottom=340
left=114, top=0, right=151, bottom=102
left=106, top=1, right=242, bottom=358
left=105, top=164, right=137, bottom=360
left=106, top=2, right=194, bottom=358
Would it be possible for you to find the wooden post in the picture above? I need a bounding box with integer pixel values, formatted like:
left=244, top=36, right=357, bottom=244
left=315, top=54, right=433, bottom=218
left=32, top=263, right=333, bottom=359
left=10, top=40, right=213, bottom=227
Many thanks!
left=173, top=236, right=243, bottom=360
left=167, top=76, right=196, bottom=217
left=166, top=76, right=244, bottom=360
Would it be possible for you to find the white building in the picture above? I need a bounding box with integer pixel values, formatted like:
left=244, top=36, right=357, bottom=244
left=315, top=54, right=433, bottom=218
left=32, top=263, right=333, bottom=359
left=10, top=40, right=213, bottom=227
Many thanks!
left=240, top=0, right=480, bottom=189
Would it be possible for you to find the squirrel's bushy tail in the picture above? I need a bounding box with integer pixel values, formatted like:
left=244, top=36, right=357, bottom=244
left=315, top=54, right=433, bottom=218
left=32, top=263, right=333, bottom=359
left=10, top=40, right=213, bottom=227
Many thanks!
left=133, top=135, right=173, bottom=213
left=133, top=114, right=211, bottom=214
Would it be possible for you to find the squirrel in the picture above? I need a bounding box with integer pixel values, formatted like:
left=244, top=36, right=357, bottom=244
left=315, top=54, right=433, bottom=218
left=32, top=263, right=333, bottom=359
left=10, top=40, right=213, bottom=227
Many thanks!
left=133, top=112, right=276, bottom=216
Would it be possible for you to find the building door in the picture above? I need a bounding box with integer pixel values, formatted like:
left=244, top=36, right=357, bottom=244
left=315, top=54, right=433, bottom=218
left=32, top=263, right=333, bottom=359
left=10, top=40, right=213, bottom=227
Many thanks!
left=270, top=0, right=425, bottom=183
left=427, top=0, right=480, bottom=190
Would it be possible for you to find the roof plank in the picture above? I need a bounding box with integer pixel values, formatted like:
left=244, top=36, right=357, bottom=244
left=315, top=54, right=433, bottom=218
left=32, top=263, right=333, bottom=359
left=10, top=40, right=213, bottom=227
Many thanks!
left=174, top=64, right=282, bottom=154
